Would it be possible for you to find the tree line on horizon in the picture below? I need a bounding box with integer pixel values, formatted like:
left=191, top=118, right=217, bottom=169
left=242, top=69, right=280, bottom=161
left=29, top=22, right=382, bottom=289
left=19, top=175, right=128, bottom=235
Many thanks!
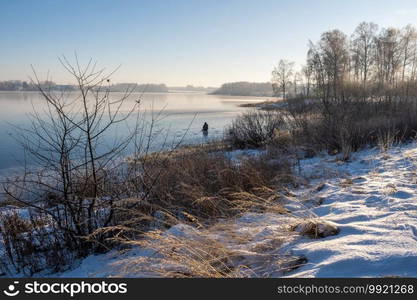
left=0, top=80, right=220, bottom=93
left=0, top=80, right=170, bottom=93
left=0, top=80, right=75, bottom=91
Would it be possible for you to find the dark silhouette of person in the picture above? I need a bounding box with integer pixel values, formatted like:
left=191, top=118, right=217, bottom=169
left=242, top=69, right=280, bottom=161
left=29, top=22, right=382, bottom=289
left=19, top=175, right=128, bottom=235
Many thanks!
left=202, top=122, right=209, bottom=138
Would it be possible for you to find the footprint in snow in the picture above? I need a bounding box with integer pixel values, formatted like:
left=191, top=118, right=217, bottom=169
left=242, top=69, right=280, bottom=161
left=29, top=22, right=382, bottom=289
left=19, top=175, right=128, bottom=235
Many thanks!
left=391, top=190, right=413, bottom=199
left=365, top=195, right=384, bottom=207
left=352, top=177, right=367, bottom=184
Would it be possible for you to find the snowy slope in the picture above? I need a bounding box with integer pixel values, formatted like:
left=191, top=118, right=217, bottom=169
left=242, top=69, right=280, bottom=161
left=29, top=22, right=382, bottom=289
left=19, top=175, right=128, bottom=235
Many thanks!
left=59, top=143, right=417, bottom=278
left=283, top=143, right=417, bottom=277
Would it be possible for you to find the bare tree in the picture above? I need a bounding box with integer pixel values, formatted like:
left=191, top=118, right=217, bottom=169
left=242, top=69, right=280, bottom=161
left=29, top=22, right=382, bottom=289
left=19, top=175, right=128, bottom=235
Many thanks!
left=318, top=30, right=350, bottom=100
left=351, top=22, right=378, bottom=91
left=400, top=25, right=417, bottom=96
left=272, top=59, right=294, bottom=99
left=292, top=71, right=302, bottom=96
left=301, top=64, right=313, bottom=98
left=4, top=55, right=141, bottom=249
left=375, top=27, right=403, bottom=93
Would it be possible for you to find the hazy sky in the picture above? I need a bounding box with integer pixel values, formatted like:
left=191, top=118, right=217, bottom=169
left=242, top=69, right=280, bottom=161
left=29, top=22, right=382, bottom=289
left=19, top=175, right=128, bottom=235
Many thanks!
left=2, top=0, right=417, bottom=86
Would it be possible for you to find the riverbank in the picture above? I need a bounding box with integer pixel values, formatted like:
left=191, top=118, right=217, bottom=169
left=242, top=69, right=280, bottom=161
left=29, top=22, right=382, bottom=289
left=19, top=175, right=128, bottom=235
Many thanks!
left=53, top=140, right=417, bottom=277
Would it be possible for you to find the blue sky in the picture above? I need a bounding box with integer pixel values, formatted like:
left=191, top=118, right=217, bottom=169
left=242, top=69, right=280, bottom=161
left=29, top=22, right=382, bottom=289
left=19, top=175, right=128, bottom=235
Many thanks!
left=2, top=0, right=417, bottom=86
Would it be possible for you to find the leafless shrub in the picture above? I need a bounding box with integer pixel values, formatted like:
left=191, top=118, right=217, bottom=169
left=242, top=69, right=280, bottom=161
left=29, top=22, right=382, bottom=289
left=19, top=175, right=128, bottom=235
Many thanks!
left=226, top=110, right=286, bottom=148
left=274, top=96, right=417, bottom=156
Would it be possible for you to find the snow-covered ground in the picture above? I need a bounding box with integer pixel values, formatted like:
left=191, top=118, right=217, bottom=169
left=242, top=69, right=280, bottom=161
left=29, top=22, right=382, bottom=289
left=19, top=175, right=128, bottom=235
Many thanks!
left=57, top=142, right=417, bottom=277
left=285, top=143, right=417, bottom=277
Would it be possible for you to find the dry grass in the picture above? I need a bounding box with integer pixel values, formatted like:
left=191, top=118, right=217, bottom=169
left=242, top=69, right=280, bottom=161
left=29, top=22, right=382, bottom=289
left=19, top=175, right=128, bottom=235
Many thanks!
left=119, top=229, right=246, bottom=278
left=129, top=148, right=293, bottom=223
left=102, top=216, right=309, bottom=278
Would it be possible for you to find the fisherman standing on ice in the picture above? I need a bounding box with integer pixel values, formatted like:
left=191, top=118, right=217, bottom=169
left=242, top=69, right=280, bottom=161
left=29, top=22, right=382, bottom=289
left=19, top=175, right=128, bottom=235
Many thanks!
left=202, top=122, right=209, bottom=142
left=202, top=122, right=208, bottom=133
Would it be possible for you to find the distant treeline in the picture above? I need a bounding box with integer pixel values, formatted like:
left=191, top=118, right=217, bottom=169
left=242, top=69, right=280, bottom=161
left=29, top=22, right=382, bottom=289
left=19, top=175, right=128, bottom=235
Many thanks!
left=0, top=80, right=76, bottom=91
left=0, top=80, right=169, bottom=93
left=211, top=82, right=273, bottom=97
left=0, top=80, right=221, bottom=93
left=1, top=80, right=273, bottom=96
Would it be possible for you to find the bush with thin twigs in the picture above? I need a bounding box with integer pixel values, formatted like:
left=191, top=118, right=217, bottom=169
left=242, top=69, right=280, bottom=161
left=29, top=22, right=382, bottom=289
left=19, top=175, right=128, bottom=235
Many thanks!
left=226, top=110, right=286, bottom=149
left=284, top=98, right=417, bottom=157
left=238, top=96, right=417, bottom=161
